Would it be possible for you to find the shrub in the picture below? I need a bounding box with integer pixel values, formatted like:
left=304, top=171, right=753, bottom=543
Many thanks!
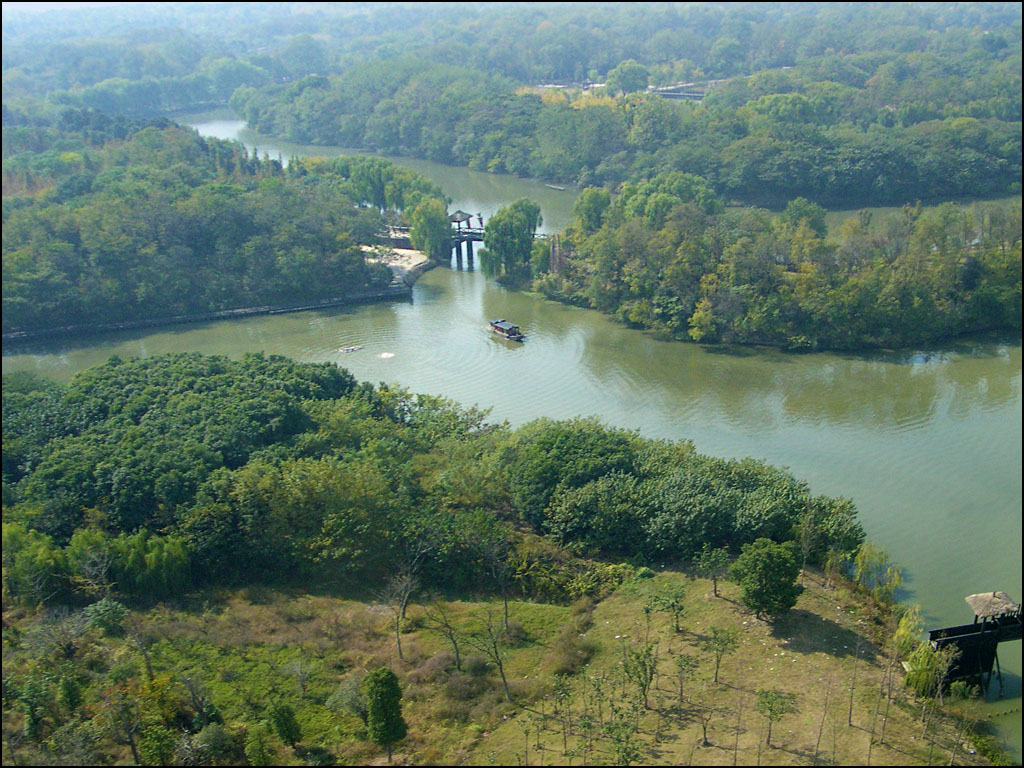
left=193, top=723, right=236, bottom=762
left=326, top=675, right=366, bottom=724
left=546, top=633, right=597, bottom=676
left=463, top=655, right=492, bottom=677
left=83, top=598, right=128, bottom=635
left=408, top=652, right=455, bottom=684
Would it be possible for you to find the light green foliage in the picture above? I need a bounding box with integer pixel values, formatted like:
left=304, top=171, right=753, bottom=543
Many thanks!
left=327, top=675, right=367, bottom=724
left=704, top=626, right=740, bottom=683
left=566, top=562, right=637, bottom=599
left=729, top=538, right=804, bottom=619
left=653, top=584, right=687, bottom=632
left=138, top=725, right=178, bottom=766
left=623, top=642, right=658, bottom=707
left=572, top=187, right=612, bottom=235
left=893, top=605, right=924, bottom=659
left=904, top=642, right=960, bottom=701
left=361, top=667, right=408, bottom=759
left=673, top=653, right=698, bottom=706
left=755, top=688, right=798, bottom=745
left=854, top=541, right=904, bottom=603
left=696, top=543, right=731, bottom=596
left=244, top=721, right=275, bottom=766
left=605, top=59, right=649, bottom=95
left=194, top=722, right=235, bottom=762
left=409, top=197, right=452, bottom=260
left=481, top=198, right=542, bottom=283
left=780, top=197, right=828, bottom=238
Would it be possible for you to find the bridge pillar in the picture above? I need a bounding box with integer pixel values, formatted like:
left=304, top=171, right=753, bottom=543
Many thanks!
left=453, top=238, right=463, bottom=268
left=465, top=238, right=473, bottom=264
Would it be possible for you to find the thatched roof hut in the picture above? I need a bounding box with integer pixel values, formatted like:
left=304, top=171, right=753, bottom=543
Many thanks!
left=965, top=591, right=1019, bottom=619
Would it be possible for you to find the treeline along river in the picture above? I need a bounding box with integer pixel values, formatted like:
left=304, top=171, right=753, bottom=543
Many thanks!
left=4, top=112, right=1021, bottom=759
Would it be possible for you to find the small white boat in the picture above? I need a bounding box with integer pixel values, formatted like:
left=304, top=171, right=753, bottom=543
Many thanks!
left=340, top=345, right=362, bottom=353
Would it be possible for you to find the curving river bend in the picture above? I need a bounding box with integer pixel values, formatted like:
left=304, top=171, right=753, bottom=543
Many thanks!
left=4, top=111, right=1021, bottom=759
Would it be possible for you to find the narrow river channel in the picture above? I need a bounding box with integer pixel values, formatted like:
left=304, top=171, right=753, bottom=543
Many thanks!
left=5, top=111, right=1021, bottom=758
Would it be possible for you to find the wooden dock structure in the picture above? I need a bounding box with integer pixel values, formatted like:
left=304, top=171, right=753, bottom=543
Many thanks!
left=927, top=591, right=1022, bottom=691
left=385, top=209, right=549, bottom=267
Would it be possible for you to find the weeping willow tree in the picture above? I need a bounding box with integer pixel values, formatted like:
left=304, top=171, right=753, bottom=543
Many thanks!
left=480, top=198, right=542, bottom=284
left=408, top=197, right=452, bottom=260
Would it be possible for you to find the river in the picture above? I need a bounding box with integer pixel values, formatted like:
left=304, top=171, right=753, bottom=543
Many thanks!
left=4, top=111, right=1021, bottom=758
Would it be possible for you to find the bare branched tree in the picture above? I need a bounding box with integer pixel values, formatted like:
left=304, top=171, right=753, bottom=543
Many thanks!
left=375, top=571, right=420, bottom=660
left=421, top=595, right=463, bottom=670
left=465, top=605, right=513, bottom=701
left=71, top=546, right=115, bottom=599
left=103, top=688, right=142, bottom=765
left=30, top=607, right=89, bottom=661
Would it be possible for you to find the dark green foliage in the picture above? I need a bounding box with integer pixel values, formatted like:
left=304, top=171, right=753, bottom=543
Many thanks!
left=361, top=667, right=407, bottom=760
left=3, top=352, right=865, bottom=603
left=545, top=472, right=647, bottom=557
left=269, top=701, right=302, bottom=747
left=2, top=123, right=441, bottom=335
left=729, top=538, right=805, bottom=619
left=499, top=417, right=636, bottom=530
left=537, top=172, right=1021, bottom=351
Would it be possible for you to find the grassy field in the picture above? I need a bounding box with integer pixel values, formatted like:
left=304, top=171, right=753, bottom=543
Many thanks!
left=3, top=568, right=999, bottom=766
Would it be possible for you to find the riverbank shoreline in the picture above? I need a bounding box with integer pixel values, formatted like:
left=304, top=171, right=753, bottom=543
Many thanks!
left=1, top=249, right=437, bottom=346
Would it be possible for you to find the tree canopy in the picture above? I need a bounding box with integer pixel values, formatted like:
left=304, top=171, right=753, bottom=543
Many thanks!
left=729, top=538, right=805, bottom=619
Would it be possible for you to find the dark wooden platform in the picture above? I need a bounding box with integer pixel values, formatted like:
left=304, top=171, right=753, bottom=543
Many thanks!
left=929, top=614, right=1022, bottom=681
left=927, top=592, right=1021, bottom=687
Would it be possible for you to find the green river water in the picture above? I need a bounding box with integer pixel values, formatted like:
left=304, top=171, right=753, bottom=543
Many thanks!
left=3, top=112, right=1021, bottom=758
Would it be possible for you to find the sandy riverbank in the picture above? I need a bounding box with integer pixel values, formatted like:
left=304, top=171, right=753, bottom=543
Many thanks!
left=362, top=246, right=434, bottom=285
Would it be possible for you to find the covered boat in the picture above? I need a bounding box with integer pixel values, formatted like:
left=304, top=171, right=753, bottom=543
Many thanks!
left=489, top=318, right=525, bottom=342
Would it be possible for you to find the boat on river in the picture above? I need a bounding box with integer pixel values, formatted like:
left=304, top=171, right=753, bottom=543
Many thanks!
left=489, top=318, right=525, bottom=342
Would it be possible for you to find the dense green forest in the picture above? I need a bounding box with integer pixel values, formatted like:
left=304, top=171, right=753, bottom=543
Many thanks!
left=2, top=115, right=448, bottom=334
left=2, top=353, right=864, bottom=599
left=4, top=3, right=1020, bottom=207
left=218, top=3, right=1022, bottom=207
left=514, top=176, right=1022, bottom=350
left=230, top=48, right=1021, bottom=207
